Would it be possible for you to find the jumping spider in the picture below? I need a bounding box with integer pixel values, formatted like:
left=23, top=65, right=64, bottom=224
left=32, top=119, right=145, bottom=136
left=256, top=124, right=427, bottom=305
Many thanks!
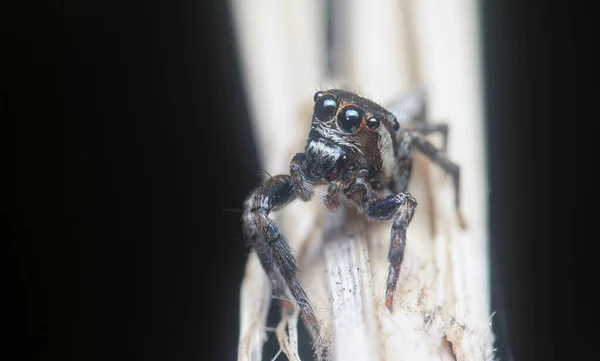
left=242, top=89, right=463, bottom=334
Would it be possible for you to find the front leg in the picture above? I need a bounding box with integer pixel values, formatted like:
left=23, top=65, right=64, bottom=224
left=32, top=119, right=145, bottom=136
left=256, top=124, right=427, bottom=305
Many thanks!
left=242, top=174, right=319, bottom=332
left=366, top=193, right=417, bottom=311
left=339, top=176, right=418, bottom=312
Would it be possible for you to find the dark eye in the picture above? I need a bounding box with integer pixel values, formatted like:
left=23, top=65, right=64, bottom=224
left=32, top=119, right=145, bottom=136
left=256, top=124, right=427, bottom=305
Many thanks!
left=314, top=94, right=338, bottom=122
left=337, top=106, right=363, bottom=133
left=391, top=116, right=400, bottom=131
left=366, top=116, right=380, bottom=130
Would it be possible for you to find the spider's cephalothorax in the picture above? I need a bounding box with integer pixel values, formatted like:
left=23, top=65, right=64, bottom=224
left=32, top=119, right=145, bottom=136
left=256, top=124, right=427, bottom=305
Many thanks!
left=301, top=90, right=400, bottom=194
left=242, top=89, right=462, bottom=335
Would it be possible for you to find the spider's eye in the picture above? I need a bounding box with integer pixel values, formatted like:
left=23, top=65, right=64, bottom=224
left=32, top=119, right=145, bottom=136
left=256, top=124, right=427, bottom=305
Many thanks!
left=337, top=106, right=363, bottom=133
left=366, top=116, right=380, bottom=130
left=391, top=115, right=400, bottom=131
left=314, top=94, right=338, bottom=122
left=313, top=91, right=324, bottom=102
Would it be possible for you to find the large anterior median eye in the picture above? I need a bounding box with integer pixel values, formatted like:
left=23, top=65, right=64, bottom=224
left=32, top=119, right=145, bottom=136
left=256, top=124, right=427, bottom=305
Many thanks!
left=314, top=94, right=338, bottom=122
left=337, top=106, right=363, bottom=133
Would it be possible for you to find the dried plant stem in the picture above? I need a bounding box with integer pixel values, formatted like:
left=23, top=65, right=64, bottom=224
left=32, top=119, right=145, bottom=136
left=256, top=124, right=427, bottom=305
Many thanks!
left=231, top=1, right=494, bottom=360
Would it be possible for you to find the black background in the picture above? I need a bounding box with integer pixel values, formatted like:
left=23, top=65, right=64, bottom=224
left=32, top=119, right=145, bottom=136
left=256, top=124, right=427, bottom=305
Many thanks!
left=6, top=1, right=578, bottom=361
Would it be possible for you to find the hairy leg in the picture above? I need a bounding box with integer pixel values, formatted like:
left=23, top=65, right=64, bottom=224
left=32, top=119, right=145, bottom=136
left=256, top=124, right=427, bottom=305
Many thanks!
left=412, top=133, right=466, bottom=228
left=365, top=193, right=417, bottom=311
left=242, top=174, right=319, bottom=331
left=338, top=174, right=418, bottom=312
left=412, top=122, right=450, bottom=153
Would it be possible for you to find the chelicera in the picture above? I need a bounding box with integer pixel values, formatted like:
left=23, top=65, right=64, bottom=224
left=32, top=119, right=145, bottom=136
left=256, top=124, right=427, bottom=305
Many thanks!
left=242, top=89, right=463, bottom=334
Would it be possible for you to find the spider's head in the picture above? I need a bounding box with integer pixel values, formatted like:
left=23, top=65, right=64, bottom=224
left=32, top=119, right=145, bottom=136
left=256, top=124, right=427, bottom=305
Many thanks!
left=305, top=89, right=400, bottom=180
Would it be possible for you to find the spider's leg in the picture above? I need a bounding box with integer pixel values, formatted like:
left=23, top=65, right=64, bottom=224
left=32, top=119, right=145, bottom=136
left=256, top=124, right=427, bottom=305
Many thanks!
left=412, top=133, right=466, bottom=228
left=388, top=87, right=450, bottom=153
left=338, top=176, right=417, bottom=313
left=366, top=193, right=417, bottom=311
left=242, top=174, right=319, bottom=332
left=411, top=122, right=449, bottom=153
